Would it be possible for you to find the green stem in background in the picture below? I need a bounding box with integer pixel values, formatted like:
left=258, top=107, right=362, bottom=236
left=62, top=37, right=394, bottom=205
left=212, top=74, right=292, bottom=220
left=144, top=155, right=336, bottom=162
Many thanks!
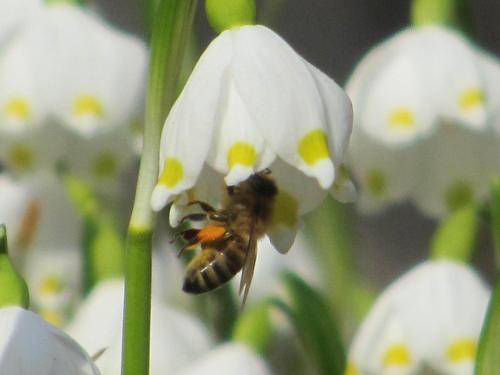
left=430, top=203, right=479, bottom=263
left=490, top=178, right=500, bottom=268
left=122, top=1, right=197, bottom=374
left=303, top=197, right=374, bottom=336
left=0, top=225, right=30, bottom=308
left=411, top=0, right=474, bottom=35
left=62, top=172, right=125, bottom=292
left=45, top=0, right=83, bottom=5
left=474, top=180, right=500, bottom=374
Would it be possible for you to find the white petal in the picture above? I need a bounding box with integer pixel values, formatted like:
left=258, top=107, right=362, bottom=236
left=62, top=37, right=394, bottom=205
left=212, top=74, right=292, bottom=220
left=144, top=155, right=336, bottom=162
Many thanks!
left=179, top=343, right=271, bottom=375
left=66, top=280, right=212, bottom=374
left=28, top=5, right=147, bottom=135
left=268, top=159, right=327, bottom=253
left=411, top=27, right=487, bottom=130
left=206, top=80, right=276, bottom=186
left=475, top=51, right=500, bottom=130
left=359, top=50, right=436, bottom=145
left=410, top=124, right=496, bottom=218
left=232, top=25, right=336, bottom=188
left=152, top=31, right=233, bottom=210
left=0, top=307, right=99, bottom=375
left=0, top=0, right=41, bottom=44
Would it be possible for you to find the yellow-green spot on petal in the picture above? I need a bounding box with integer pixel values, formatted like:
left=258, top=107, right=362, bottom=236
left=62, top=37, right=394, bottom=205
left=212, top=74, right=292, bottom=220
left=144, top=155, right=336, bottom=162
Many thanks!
left=298, top=129, right=330, bottom=166
left=459, top=88, right=485, bottom=111
left=444, top=180, right=473, bottom=213
left=447, top=338, right=476, bottom=363
left=8, top=144, right=34, bottom=171
left=366, top=169, right=387, bottom=197
left=383, top=343, right=412, bottom=367
left=40, top=308, right=64, bottom=327
left=73, top=94, right=104, bottom=118
left=159, top=158, right=184, bottom=188
left=39, top=274, right=63, bottom=296
left=4, top=97, right=31, bottom=121
left=345, top=362, right=359, bottom=375
left=228, top=142, right=257, bottom=168
left=271, top=190, right=299, bottom=228
left=389, top=107, right=415, bottom=129
left=92, top=153, right=118, bottom=179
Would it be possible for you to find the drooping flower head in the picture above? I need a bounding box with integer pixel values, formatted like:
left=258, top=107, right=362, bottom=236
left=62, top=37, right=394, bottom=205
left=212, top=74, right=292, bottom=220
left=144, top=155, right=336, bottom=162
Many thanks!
left=346, top=261, right=490, bottom=375
left=347, top=25, right=500, bottom=217
left=151, top=24, right=354, bottom=251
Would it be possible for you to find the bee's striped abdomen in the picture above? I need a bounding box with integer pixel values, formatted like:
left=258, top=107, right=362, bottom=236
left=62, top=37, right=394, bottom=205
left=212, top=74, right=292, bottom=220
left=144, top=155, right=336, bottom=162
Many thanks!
left=183, top=238, right=246, bottom=294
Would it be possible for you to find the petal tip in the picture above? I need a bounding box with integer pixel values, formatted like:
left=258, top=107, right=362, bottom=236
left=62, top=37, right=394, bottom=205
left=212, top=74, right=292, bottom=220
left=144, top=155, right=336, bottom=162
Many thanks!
left=224, top=165, right=254, bottom=186
left=312, top=159, right=335, bottom=189
left=151, top=185, right=171, bottom=212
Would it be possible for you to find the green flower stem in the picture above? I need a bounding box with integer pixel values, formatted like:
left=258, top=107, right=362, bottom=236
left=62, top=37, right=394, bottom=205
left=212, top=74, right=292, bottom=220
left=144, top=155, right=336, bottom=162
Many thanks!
left=411, top=0, right=474, bottom=34
left=205, top=0, right=256, bottom=33
left=122, top=1, right=197, bottom=375
left=303, top=198, right=374, bottom=335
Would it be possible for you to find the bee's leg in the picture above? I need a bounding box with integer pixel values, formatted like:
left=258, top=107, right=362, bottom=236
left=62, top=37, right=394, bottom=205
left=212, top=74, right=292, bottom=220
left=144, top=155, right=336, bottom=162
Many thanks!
left=179, top=213, right=208, bottom=224
left=174, top=228, right=201, bottom=257
left=208, top=212, right=229, bottom=223
left=187, top=200, right=217, bottom=213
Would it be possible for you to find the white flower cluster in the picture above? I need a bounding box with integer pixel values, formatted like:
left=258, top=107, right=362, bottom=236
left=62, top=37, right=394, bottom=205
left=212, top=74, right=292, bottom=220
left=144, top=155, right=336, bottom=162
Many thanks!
left=348, top=26, right=500, bottom=218
left=0, top=0, right=147, bottom=193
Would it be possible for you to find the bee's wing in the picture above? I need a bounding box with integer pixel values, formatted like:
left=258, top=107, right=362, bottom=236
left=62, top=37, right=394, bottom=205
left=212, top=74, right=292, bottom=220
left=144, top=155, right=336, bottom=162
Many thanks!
left=239, top=220, right=258, bottom=308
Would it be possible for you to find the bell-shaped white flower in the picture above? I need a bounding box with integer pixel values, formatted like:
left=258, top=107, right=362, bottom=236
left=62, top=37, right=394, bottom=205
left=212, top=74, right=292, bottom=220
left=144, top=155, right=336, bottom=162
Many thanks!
left=66, top=279, right=212, bottom=374
left=0, top=306, right=100, bottom=374
left=151, top=24, right=353, bottom=251
left=0, top=2, right=147, bottom=136
left=179, top=343, right=272, bottom=375
left=346, top=261, right=490, bottom=375
left=347, top=25, right=500, bottom=217
left=0, top=0, right=41, bottom=44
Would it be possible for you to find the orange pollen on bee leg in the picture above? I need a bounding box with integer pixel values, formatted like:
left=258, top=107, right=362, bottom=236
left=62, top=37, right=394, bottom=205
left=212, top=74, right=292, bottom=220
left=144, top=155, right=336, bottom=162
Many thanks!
left=197, top=226, right=226, bottom=243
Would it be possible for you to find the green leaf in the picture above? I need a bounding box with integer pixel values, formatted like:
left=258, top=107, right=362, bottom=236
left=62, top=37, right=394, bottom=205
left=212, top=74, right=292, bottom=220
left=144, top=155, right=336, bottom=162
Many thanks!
left=0, top=225, right=29, bottom=308
left=431, top=203, right=479, bottom=262
left=233, top=300, right=273, bottom=353
left=475, top=275, right=500, bottom=375
left=274, top=272, right=346, bottom=375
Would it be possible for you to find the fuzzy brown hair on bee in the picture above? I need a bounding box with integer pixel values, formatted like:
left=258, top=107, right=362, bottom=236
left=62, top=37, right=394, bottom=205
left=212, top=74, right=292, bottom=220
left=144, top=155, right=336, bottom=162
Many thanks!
left=174, top=170, right=278, bottom=305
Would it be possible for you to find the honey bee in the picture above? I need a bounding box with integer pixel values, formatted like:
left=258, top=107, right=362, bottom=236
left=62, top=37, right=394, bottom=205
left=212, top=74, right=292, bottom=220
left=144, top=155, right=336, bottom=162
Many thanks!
left=175, top=170, right=278, bottom=305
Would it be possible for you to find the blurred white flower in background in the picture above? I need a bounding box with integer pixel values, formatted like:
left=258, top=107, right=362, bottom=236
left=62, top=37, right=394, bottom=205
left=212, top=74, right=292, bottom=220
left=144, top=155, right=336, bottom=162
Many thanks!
left=179, top=343, right=272, bottom=375
left=151, top=24, right=354, bottom=252
left=346, top=261, right=490, bottom=375
left=0, top=0, right=41, bottom=45
left=66, top=279, right=213, bottom=375
left=0, top=1, right=147, bottom=196
left=347, top=25, right=500, bottom=217
left=0, top=306, right=100, bottom=374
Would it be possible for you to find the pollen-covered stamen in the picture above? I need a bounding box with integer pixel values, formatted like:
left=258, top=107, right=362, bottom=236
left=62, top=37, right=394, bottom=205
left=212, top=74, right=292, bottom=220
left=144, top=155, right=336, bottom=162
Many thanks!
left=389, top=107, right=415, bottom=129
left=158, top=158, right=184, bottom=188
left=447, top=338, right=477, bottom=364
left=4, top=97, right=31, bottom=121
left=382, top=343, right=412, bottom=368
left=459, top=88, right=485, bottom=111
left=73, top=94, right=105, bottom=118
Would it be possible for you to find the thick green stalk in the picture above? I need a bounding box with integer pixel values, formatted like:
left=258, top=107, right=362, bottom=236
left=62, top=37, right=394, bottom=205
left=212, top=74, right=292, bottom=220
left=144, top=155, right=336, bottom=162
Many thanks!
left=490, top=178, right=500, bottom=268
left=122, top=1, right=197, bottom=374
left=411, top=0, right=474, bottom=34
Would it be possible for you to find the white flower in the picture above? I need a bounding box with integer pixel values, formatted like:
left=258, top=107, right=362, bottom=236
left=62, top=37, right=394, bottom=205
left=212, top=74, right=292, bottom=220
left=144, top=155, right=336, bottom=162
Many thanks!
left=0, top=3, right=147, bottom=136
left=346, top=261, right=490, bottom=375
left=66, top=279, right=212, bottom=375
left=151, top=24, right=353, bottom=251
left=0, top=0, right=41, bottom=45
left=347, top=25, right=500, bottom=217
left=179, top=343, right=272, bottom=375
left=0, top=306, right=100, bottom=374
